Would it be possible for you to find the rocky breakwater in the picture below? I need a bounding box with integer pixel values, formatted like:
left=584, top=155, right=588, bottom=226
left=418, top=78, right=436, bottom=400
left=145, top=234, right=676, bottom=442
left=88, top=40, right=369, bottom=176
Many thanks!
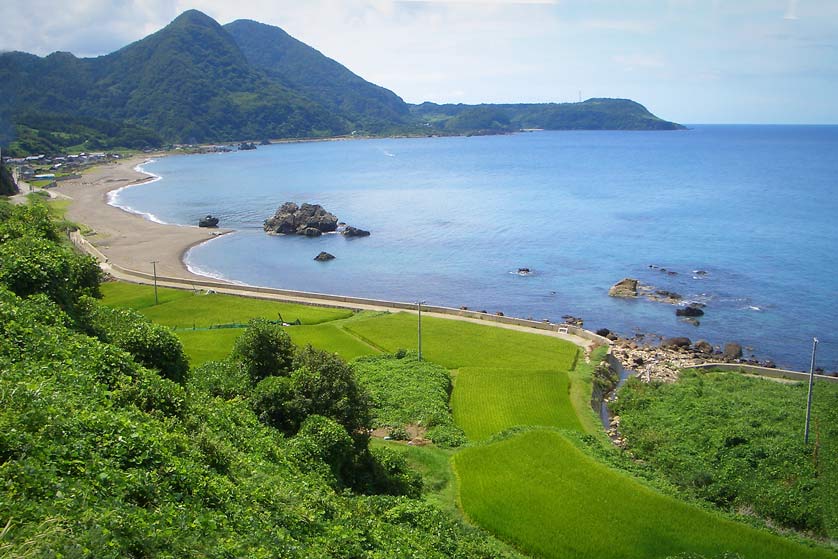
left=609, top=335, right=752, bottom=385
left=263, top=202, right=370, bottom=238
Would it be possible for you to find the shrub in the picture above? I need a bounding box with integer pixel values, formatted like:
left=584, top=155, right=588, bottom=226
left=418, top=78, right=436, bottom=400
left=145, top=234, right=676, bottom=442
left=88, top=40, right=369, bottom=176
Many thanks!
left=427, top=424, right=467, bottom=448
left=291, top=346, right=371, bottom=434
left=250, top=375, right=298, bottom=434
left=231, top=318, right=294, bottom=382
left=189, top=359, right=251, bottom=400
left=81, top=298, right=189, bottom=384
left=293, top=415, right=355, bottom=486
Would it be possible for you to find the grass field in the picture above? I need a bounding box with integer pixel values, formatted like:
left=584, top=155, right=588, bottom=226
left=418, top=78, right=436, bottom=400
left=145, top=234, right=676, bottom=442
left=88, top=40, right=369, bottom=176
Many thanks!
left=175, top=321, right=379, bottom=367
left=454, top=430, right=835, bottom=559
left=372, top=439, right=459, bottom=516
left=100, top=282, right=353, bottom=326
left=452, top=368, right=581, bottom=440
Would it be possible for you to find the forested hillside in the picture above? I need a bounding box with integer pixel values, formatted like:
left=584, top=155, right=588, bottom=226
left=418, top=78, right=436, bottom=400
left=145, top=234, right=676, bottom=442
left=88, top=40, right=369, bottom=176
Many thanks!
left=0, top=10, right=683, bottom=156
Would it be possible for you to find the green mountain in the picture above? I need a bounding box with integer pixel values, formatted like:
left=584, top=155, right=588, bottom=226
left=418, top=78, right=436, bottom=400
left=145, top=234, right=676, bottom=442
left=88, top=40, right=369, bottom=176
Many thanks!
left=224, top=19, right=411, bottom=133
left=0, top=10, right=683, bottom=156
left=413, top=99, right=685, bottom=133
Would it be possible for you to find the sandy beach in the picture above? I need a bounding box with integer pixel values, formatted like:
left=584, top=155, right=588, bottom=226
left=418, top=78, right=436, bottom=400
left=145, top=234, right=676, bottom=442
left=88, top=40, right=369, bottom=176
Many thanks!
left=56, top=155, right=229, bottom=280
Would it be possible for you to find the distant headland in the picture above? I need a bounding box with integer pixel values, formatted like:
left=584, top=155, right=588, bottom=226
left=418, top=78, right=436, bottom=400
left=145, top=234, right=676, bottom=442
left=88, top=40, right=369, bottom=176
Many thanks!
left=0, top=9, right=683, bottom=157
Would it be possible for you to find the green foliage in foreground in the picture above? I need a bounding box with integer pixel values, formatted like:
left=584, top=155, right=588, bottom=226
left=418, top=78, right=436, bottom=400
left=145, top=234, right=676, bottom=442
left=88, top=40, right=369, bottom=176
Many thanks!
left=372, top=440, right=459, bottom=516
left=0, top=202, right=527, bottom=557
left=452, top=367, right=581, bottom=440
left=612, top=370, right=838, bottom=536
left=79, top=297, right=190, bottom=384
left=353, top=353, right=466, bottom=447
left=454, top=430, right=835, bottom=559
left=231, top=318, right=296, bottom=382
left=0, top=289, right=523, bottom=556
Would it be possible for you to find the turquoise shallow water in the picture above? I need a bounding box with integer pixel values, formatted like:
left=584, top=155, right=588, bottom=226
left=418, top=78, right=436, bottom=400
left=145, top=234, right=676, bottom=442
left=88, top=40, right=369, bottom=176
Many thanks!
left=112, top=126, right=838, bottom=371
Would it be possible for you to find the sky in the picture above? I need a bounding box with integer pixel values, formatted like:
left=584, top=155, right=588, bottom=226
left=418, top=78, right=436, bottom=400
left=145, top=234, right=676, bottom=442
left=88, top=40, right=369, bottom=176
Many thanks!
left=1, top=0, right=837, bottom=124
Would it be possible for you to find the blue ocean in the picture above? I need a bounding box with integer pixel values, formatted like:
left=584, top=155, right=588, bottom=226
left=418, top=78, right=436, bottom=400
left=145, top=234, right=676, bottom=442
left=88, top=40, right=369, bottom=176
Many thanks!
left=111, top=125, right=838, bottom=371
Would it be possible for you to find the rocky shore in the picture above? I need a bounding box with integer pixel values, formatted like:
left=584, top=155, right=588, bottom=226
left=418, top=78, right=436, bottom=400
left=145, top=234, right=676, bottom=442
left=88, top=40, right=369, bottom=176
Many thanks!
left=599, top=329, right=758, bottom=384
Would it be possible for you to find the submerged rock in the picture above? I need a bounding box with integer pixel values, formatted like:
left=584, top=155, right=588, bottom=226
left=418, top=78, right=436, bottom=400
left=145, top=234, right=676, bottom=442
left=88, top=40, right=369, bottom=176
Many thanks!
left=314, top=251, right=336, bottom=262
left=341, top=225, right=370, bottom=237
left=676, top=305, right=705, bottom=317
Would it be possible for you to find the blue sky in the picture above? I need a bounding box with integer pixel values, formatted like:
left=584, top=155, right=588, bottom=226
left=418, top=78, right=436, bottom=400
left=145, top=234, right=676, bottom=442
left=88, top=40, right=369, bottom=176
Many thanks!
left=1, top=0, right=836, bottom=124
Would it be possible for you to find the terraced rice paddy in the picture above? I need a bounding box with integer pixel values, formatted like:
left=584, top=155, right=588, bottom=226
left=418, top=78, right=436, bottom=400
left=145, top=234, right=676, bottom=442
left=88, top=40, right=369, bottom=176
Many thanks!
left=103, top=282, right=837, bottom=559
left=452, top=368, right=581, bottom=440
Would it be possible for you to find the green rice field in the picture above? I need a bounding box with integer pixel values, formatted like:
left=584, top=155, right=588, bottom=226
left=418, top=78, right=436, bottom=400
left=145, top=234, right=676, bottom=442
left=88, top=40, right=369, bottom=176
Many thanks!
left=455, top=430, right=834, bottom=559
left=452, top=368, right=581, bottom=440
left=102, top=282, right=837, bottom=558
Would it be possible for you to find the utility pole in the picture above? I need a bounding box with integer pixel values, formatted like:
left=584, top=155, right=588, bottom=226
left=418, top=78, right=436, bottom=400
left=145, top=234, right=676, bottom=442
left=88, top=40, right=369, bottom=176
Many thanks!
left=804, top=337, right=819, bottom=444
left=416, top=300, right=426, bottom=361
left=151, top=260, right=159, bottom=305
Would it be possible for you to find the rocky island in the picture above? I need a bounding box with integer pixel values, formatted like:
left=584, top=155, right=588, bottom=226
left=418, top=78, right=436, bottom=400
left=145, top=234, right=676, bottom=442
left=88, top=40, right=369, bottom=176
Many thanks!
left=263, top=202, right=370, bottom=238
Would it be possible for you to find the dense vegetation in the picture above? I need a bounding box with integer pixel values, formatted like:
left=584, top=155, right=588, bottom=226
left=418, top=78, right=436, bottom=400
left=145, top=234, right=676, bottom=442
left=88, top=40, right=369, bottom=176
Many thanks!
left=224, top=19, right=411, bottom=134
left=0, top=198, right=530, bottom=557
left=353, top=352, right=466, bottom=446
left=0, top=157, right=17, bottom=195
left=411, top=98, right=686, bottom=133
left=611, top=370, right=838, bottom=537
left=0, top=10, right=683, bottom=156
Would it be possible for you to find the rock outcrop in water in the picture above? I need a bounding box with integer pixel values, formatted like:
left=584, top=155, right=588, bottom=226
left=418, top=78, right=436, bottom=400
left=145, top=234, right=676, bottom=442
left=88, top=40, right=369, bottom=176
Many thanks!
left=609, top=278, right=638, bottom=297
left=340, top=225, right=370, bottom=237
left=198, top=215, right=219, bottom=227
left=264, top=202, right=338, bottom=236
left=264, top=202, right=370, bottom=238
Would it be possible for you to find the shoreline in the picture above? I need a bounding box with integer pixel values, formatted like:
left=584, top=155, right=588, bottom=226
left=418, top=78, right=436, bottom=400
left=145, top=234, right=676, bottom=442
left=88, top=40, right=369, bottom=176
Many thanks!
left=54, top=154, right=232, bottom=281
left=50, top=149, right=827, bottom=376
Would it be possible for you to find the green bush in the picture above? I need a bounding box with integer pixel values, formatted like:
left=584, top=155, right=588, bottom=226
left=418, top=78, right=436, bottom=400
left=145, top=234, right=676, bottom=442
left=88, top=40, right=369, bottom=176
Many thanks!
left=250, top=375, right=298, bottom=434
left=188, top=359, right=251, bottom=400
left=290, top=415, right=355, bottom=487
left=613, top=371, right=838, bottom=534
left=291, top=345, right=371, bottom=434
left=353, top=352, right=456, bottom=440
left=230, top=317, right=294, bottom=382
left=427, top=424, right=467, bottom=448
left=81, top=298, right=189, bottom=384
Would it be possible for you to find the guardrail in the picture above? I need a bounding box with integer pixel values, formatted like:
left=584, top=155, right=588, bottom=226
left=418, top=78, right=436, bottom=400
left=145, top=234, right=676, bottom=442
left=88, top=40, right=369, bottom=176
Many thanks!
left=690, top=362, right=838, bottom=383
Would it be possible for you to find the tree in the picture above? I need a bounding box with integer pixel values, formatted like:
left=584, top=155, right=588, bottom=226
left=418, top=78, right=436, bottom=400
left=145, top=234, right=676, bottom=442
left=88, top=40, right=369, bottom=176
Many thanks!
left=291, top=346, right=371, bottom=434
left=231, top=318, right=294, bottom=382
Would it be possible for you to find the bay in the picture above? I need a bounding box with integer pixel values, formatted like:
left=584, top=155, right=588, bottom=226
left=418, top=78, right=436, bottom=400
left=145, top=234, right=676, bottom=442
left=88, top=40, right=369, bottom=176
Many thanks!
left=112, top=125, right=838, bottom=371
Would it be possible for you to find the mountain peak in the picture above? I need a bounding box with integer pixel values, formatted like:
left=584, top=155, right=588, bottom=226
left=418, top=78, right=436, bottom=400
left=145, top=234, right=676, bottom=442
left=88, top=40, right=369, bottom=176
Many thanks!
left=170, top=9, right=219, bottom=28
